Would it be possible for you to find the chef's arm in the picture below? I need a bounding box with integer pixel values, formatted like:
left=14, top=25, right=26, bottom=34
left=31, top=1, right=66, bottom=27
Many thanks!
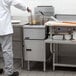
left=12, top=0, right=31, bottom=12
left=6, top=0, right=31, bottom=12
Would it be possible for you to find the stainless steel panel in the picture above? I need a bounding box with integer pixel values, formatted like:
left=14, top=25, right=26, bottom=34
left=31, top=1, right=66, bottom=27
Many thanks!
left=13, top=41, right=22, bottom=58
left=13, top=27, right=23, bottom=41
left=34, top=6, right=54, bottom=16
left=55, top=14, right=76, bottom=21
left=23, top=25, right=45, bottom=39
left=34, top=6, right=54, bottom=24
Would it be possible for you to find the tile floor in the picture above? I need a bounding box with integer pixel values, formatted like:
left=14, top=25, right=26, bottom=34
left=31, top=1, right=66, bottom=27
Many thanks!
left=0, top=59, right=76, bottom=76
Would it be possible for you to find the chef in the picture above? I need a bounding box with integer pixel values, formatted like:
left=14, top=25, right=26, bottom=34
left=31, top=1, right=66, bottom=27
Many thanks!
left=0, top=0, right=31, bottom=76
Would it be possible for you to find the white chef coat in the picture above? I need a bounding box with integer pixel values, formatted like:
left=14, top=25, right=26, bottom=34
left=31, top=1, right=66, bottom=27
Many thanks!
left=0, top=0, right=27, bottom=35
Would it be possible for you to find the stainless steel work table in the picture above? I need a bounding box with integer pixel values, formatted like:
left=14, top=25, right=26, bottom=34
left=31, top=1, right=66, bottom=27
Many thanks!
left=45, top=38, right=76, bottom=71
left=44, top=21, right=76, bottom=71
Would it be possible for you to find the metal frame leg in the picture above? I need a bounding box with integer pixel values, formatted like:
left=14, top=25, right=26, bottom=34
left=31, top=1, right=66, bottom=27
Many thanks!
left=53, top=52, right=55, bottom=71
left=43, top=42, right=46, bottom=72
left=43, top=61, right=46, bottom=72
left=52, top=43, right=56, bottom=71
left=28, top=61, right=30, bottom=71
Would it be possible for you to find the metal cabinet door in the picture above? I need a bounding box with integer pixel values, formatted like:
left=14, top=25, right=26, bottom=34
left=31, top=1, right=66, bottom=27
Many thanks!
left=24, top=40, right=45, bottom=61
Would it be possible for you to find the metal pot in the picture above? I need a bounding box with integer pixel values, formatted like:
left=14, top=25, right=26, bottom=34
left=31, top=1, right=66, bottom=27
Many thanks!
left=28, top=12, right=44, bottom=25
left=28, top=12, right=50, bottom=25
left=28, top=13, right=39, bottom=25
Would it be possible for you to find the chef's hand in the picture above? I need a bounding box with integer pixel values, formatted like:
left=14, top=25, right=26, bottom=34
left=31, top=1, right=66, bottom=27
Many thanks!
left=27, top=7, right=31, bottom=12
